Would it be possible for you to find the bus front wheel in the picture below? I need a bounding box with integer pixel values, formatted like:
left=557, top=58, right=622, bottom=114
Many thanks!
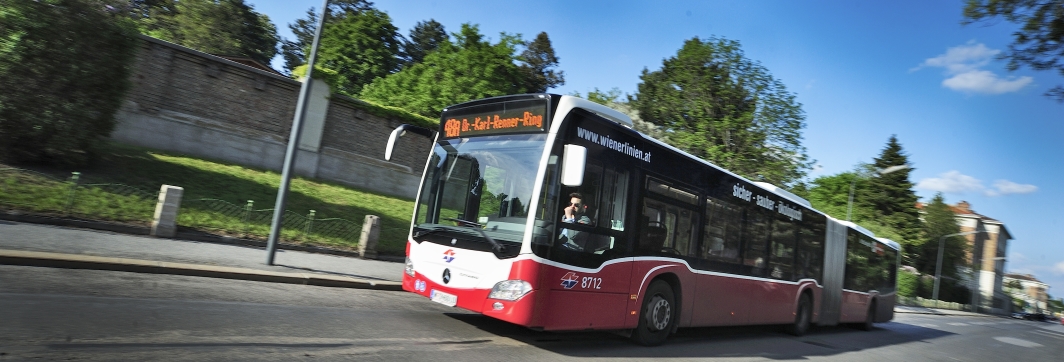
left=632, top=280, right=676, bottom=346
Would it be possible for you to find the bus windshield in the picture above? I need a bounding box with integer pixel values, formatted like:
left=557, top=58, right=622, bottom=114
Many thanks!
left=413, top=134, right=548, bottom=248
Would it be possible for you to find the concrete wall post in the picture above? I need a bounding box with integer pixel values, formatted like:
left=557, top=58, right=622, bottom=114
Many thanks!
left=358, top=215, right=380, bottom=259
left=151, top=185, right=184, bottom=237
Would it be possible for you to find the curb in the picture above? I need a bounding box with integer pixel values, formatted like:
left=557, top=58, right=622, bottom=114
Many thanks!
left=0, top=212, right=405, bottom=263
left=0, top=249, right=403, bottom=291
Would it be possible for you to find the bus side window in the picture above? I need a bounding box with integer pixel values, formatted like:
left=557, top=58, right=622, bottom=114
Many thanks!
left=702, top=197, right=742, bottom=263
left=796, top=219, right=824, bottom=282
left=768, top=213, right=796, bottom=280
left=641, top=178, right=699, bottom=257
left=743, top=208, right=771, bottom=275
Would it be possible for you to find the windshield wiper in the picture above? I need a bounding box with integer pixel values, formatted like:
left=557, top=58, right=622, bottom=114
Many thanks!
left=441, top=217, right=506, bottom=253
left=413, top=226, right=448, bottom=238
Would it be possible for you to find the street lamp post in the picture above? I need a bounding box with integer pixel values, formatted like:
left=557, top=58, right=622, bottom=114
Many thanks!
left=846, top=164, right=909, bottom=221
left=265, top=0, right=330, bottom=265
left=932, top=230, right=989, bottom=306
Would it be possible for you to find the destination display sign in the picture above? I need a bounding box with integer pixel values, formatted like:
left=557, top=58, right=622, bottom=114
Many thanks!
left=439, top=99, right=548, bottom=139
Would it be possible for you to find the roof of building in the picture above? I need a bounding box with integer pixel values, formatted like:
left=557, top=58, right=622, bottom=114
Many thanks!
left=1004, top=273, right=1047, bottom=284
left=915, top=200, right=1011, bottom=238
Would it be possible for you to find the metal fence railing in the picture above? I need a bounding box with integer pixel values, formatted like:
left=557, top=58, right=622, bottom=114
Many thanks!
left=897, top=296, right=971, bottom=312
left=0, top=168, right=156, bottom=223
left=1, top=167, right=366, bottom=247
left=182, top=198, right=363, bottom=245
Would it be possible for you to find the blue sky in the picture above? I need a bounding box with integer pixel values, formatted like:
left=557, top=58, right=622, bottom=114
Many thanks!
left=247, top=0, right=1063, bottom=296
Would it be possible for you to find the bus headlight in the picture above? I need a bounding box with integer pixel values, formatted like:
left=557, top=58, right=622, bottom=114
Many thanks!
left=488, top=280, right=532, bottom=301
left=405, top=257, right=415, bottom=277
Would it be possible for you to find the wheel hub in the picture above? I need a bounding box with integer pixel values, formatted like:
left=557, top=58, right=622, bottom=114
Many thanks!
left=646, top=296, right=671, bottom=331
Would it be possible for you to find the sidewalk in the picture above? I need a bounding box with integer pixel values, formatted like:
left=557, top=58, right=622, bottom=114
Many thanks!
left=0, top=220, right=405, bottom=291
left=894, top=304, right=998, bottom=318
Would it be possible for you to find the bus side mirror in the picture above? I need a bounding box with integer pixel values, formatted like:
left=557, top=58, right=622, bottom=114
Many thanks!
left=560, top=144, right=586, bottom=186
left=385, top=124, right=435, bottom=161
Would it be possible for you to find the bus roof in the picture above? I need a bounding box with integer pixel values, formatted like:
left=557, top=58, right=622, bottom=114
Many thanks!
left=556, top=95, right=634, bottom=128
left=876, top=238, right=902, bottom=251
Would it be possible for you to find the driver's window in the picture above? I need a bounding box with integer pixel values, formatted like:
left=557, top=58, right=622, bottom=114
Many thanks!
left=556, top=161, right=628, bottom=255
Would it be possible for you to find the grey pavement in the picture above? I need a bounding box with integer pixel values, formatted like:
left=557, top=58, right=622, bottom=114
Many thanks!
left=0, top=219, right=1031, bottom=319
left=893, top=304, right=996, bottom=317
left=0, top=220, right=405, bottom=290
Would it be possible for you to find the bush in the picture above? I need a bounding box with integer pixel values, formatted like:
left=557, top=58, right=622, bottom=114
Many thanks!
left=898, top=269, right=919, bottom=297
left=0, top=0, right=140, bottom=166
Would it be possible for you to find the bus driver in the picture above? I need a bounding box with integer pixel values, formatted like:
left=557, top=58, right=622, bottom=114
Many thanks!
left=560, top=193, right=594, bottom=250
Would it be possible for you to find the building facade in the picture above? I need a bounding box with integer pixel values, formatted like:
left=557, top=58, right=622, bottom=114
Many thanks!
left=950, top=201, right=1014, bottom=314
left=1004, top=273, right=1050, bottom=313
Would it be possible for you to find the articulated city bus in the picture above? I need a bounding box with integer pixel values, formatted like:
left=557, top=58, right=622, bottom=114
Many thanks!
left=384, top=94, right=900, bottom=345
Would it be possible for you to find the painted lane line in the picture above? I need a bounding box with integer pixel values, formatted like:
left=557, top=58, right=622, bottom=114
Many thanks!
left=993, top=336, right=1043, bottom=348
left=1030, top=330, right=1064, bottom=340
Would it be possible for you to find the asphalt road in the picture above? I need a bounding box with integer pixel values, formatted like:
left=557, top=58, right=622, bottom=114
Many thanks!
left=3, top=264, right=1062, bottom=361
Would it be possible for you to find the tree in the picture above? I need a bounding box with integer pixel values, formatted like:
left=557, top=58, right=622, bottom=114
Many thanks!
left=518, top=32, right=565, bottom=92
left=280, top=0, right=374, bottom=74
left=572, top=88, right=669, bottom=143
left=401, top=19, right=448, bottom=68
left=631, top=37, right=812, bottom=187
left=359, top=24, right=526, bottom=117
left=861, top=136, right=922, bottom=244
left=314, top=8, right=403, bottom=95
left=916, top=193, right=967, bottom=278
left=806, top=171, right=868, bottom=221
left=0, top=0, right=140, bottom=165
left=962, top=0, right=1064, bottom=102
left=141, top=0, right=279, bottom=66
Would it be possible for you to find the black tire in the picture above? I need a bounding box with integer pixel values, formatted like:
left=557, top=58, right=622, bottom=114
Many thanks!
left=787, top=294, right=812, bottom=336
left=859, top=301, right=876, bottom=331
left=631, top=280, right=676, bottom=346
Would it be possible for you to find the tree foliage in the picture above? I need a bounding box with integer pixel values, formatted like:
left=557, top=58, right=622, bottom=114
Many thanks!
left=359, top=24, right=526, bottom=117
left=0, top=0, right=140, bottom=165
left=631, top=37, right=812, bottom=187
left=280, top=0, right=374, bottom=74
left=916, top=193, right=967, bottom=278
left=518, top=32, right=565, bottom=92
left=402, top=19, right=448, bottom=68
left=862, top=136, right=922, bottom=244
left=138, top=0, right=279, bottom=66
left=572, top=88, right=669, bottom=143
left=962, top=0, right=1064, bottom=102
left=313, top=7, right=403, bottom=96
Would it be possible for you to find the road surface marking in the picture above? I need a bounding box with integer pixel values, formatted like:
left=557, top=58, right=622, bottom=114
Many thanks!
left=993, top=337, right=1043, bottom=348
left=1031, top=330, right=1064, bottom=340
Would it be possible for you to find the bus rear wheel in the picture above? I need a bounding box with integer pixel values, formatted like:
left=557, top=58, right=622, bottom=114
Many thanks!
left=858, top=301, right=876, bottom=331
left=786, top=294, right=812, bottom=336
left=631, top=280, right=675, bottom=346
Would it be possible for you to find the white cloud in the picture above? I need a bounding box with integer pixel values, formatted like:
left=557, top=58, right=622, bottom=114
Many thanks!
left=1054, top=261, right=1064, bottom=275
left=942, top=70, right=1033, bottom=94
left=916, top=171, right=1037, bottom=197
left=913, top=41, right=1032, bottom=95
left=993, top=180, right=1038, bottom=195
left=916, top=170, right=985, bottom=193
left=914, top=42, right=998, bottom=74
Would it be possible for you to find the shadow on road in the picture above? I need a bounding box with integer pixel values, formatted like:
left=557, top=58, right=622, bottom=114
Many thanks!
left=446, top=313, right=955, bottom=359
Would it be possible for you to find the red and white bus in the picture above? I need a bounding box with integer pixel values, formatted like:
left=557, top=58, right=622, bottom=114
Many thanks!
left=385, top=94, right=900, bottom=345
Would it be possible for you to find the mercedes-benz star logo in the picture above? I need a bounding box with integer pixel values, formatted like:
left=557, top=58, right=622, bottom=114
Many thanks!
left=442, top=268, right=451, bottom=284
